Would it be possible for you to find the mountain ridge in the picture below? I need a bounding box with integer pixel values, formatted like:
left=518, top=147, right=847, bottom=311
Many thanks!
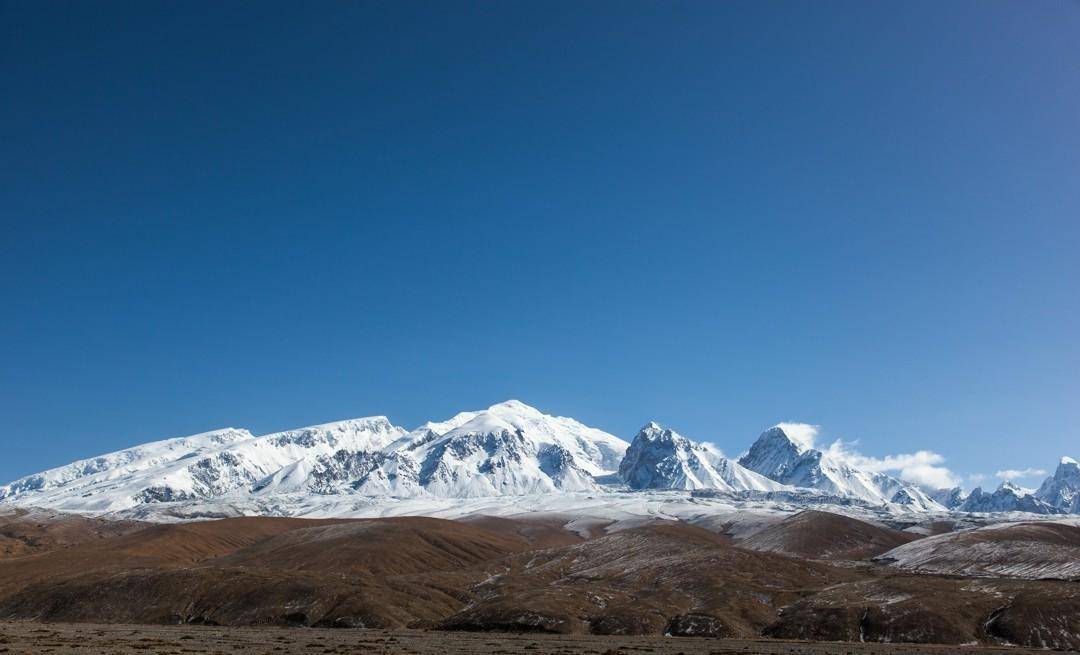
left=1, top=400, right=1074, bottom=521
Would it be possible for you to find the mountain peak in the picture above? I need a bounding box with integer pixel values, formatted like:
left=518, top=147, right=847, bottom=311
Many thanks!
left=489, top=399, right=528, bottom=409
left=739, top=424, right=944, bottom=511
left=996, top=480, right=1036, bottom=496
left=636, top=422, right=675, bottom=439
left=1035, top=456, right=1080, bottom=513
left=998, top=480, right=1021, bottom=493
left=619, top=423, right=780, bottom=492
left=770, top=423, right=819, bottom=453
left=486, top=399, right=543, bottom=416
left=738, top=424, right=818, bottom=480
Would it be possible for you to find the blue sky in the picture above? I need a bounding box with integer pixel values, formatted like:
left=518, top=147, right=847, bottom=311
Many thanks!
left=1, top=1, right=1078, bottom=488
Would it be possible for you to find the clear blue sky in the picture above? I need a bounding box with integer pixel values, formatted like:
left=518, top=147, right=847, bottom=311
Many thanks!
left=2, top=1, right=1078, bottom=487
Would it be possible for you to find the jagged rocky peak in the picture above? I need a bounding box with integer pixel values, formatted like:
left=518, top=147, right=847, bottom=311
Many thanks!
left=1035, top=457, right=1080, bottom=513
left=618, top=422, right=784, bottom=492
left=738, top=423, right=820, bottom=479
left=960, top=481, right=1059, bottom=515
left=738, top=423, right=943, bottom=512
left=1042, top=456, right=1080, bottom=486
left=635, top=421, right=685, bottom=444
left=619, top=422, right=703, bottom=490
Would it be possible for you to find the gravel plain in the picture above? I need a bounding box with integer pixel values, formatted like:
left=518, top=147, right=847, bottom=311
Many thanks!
left=0, top=622, right=1064, bottom=655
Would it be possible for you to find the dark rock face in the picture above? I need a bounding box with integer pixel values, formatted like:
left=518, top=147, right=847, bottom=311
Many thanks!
left=421, top=429, right=531, bottom=485
left=307, top=449, right=386, bottom=492
left=618, top=423, right=699, bottom=489
left=134, top=486, right=193, bottom=504
left=665, top=613, right=732, bottom=638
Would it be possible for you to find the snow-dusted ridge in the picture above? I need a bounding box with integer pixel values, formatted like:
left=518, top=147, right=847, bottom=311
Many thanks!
left=1, top=400, right=1075, bottom=522
left=876, top=518, right=1080, bottom=580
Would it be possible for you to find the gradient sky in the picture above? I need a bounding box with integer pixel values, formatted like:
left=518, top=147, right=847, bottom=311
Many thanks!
left=2, top=1, right=1078, bottom=488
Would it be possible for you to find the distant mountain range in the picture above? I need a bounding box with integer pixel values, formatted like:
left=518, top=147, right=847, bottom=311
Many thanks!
left=2, top=400, right=1076, bottom=519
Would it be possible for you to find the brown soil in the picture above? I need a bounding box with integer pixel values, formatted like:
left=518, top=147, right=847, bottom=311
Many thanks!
left=441, top=521, right=845, bottom=636
left=0, top=508, right=145, bottom=558
left=0, top=516, right=545, bottom=629
left=457, top=514, right=592, bottom=547
left=0, top=621, right=1057, bottom=655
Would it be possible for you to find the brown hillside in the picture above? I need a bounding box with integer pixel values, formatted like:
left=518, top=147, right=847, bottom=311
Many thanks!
left=737, top=510, right=921, bottom=560
left=2, top=513, right=1080, bottom=648
left=0, top=508, right=145, bottom=559
left=0, top=516, right=537, bottom=628
left=441, top=521, right=845, bottom=636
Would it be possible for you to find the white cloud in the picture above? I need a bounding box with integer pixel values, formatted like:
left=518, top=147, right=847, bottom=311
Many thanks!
left=968, top=473, right=987, bottom=484
left=822, top=439, right=961, bottom=490
left=897, top=463, right=962, bottom=490
left=774, top=422, right=820, bottom=451
left=995, top=467, right=1047, bottom=481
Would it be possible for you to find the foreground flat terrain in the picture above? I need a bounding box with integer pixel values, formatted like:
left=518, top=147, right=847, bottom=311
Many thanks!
left=0, top=622, right=1063, bottom=655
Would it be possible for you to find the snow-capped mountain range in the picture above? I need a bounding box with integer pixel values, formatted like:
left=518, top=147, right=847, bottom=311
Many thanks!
left=0, top=400, right=1074, bottom=520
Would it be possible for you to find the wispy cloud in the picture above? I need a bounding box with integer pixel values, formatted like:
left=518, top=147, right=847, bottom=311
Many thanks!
left=773, top=422, right=819, bottom=452
left=995, top=467, right=1047, bottom=481
left=821, top=439, right=960, bottom=490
